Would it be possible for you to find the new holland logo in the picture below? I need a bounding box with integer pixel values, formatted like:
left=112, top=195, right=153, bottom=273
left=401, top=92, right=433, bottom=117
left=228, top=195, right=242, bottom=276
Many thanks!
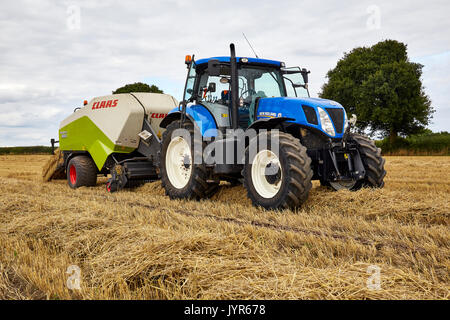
left=92, top=99, right=118, bottom=109
left=258, top=112, right=282, bottom=118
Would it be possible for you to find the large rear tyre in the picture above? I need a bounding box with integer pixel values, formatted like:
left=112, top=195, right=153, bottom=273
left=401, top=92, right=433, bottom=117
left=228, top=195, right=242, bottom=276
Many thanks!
left=67, top=155, right=97, bottom=189
left=160, top=120, right=219, bottom=200
left=352, top=133, right=386, bottom=189
left=243, top=131, right=313, bottom=210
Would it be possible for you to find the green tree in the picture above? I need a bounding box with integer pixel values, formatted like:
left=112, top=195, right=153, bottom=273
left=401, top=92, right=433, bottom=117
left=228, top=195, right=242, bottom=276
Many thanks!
left=113, top=82, right=163, bottom=94
left=320, top=40, right=433, bottom=143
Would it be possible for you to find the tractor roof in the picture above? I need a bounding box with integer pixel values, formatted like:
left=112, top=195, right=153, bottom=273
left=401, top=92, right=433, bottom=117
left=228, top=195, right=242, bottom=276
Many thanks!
left=195, top=56, right=283, bottom=67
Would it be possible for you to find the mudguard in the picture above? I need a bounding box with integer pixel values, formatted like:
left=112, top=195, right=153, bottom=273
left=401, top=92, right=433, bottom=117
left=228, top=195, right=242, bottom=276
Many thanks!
left=161, top=105, right=219, bottom=138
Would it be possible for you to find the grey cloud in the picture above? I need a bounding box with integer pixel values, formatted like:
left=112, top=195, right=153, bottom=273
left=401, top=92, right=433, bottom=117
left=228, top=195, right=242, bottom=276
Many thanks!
left=0, top=0, right=449, bottom=146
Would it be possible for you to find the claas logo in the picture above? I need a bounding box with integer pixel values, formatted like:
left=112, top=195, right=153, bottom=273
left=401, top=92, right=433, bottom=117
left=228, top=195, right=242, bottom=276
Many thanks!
left=151, top=113, right=168, bottom=118
left=92, top=99, right=118, bottom=109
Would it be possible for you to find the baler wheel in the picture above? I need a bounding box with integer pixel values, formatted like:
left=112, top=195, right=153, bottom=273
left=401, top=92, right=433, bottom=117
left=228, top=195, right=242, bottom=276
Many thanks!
left=66, top=155, right=97, bottom=189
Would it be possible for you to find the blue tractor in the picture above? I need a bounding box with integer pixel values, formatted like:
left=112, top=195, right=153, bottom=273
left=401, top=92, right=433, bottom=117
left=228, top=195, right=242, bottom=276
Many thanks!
left=159, top=44, right=386, bottom=209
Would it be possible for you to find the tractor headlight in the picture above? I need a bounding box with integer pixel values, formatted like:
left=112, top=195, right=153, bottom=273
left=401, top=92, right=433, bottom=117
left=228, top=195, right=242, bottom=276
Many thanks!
left=318, top=107, right=336, bottom=136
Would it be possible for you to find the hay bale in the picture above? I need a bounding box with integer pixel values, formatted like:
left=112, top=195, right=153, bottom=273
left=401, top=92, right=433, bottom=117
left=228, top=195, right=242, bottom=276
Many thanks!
left=42, top=148, right=65, bottom=182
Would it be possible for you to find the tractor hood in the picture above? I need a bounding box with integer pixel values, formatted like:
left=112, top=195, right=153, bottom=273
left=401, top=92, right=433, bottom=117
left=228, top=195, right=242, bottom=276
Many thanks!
left=256, top=97, right=347, bottom=138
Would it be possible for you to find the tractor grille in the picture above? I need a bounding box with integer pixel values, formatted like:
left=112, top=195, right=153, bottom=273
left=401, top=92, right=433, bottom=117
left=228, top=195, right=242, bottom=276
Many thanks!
left=302, top=105, right=318, bottom=125
left=325, top=108, right=344, bottom=134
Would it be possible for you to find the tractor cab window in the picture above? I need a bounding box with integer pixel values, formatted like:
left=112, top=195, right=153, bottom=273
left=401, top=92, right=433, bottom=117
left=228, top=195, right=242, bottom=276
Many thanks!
left=184, top=61, right=196, bottom=102
left=252, top=71, right=284, bottom=98
left=237, top=66, right=286, bottom=125
left=238, top=66, right=285, bottom=99
left=196, top=67, right=233, bottom=128
left=284, top=78, right=297, bottom=97
left=197, top=74, right=231, bottom=106
left=283, top=68, right=309, bottom=98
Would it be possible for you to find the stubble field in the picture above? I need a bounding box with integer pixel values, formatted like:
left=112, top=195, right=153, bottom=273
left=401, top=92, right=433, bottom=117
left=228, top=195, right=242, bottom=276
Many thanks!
left=0, top=155, right=448, bottom=299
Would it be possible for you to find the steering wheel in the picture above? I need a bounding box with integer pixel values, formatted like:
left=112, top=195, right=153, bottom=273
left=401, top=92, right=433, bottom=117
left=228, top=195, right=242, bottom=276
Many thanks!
left=239, top=88, right=257, bottom=100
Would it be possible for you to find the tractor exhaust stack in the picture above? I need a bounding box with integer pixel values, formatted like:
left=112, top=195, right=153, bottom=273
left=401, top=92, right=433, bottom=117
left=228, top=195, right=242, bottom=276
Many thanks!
left=230, top=43, right=239, bottom=130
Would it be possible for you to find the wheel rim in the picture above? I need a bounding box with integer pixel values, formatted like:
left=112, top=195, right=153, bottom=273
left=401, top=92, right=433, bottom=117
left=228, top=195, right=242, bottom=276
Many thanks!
left=251, top=150, right=282, bottom=199
left=165, top=136, right=192, bottom=189
left=329, top=180, right=357, bottom=191
left=69, top=164, right=76, bottom=185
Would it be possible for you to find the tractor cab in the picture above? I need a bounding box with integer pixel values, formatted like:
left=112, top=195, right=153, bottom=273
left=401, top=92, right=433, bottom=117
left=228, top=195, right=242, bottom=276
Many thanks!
left=182, top=55, right=310, bottom=130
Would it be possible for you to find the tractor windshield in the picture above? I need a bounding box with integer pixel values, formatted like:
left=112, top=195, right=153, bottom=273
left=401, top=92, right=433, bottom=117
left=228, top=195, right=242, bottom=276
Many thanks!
left=238, top=65, right=286, bottom=99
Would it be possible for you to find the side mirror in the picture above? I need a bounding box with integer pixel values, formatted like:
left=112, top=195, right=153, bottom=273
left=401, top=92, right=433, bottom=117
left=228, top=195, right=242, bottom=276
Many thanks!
left=349, top=114, right=358, bottom=126
left=207, top=59, right=221, bottom=76
left=208, top=82, right=216, bottom=93
left=301, top=68, right=310, bottom=84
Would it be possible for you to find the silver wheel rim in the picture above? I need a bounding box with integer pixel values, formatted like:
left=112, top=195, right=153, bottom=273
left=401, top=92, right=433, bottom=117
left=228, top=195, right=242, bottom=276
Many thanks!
left=329, top=180, right=357, bottom=191
left=251, top=150, right=282, bottom=199
left=165, top=136, right=192, bottom=189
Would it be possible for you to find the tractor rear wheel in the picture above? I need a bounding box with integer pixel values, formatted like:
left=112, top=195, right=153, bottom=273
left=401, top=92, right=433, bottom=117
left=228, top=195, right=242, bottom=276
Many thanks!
left=67, top=155, right=97, bottom=189
left=351, top=133, right=386, bottom=189
left=328, top=133, right=386, bottom=191
left=243, top=131, right=313, bottom=210
left=160, top=120, right=219, bottom=200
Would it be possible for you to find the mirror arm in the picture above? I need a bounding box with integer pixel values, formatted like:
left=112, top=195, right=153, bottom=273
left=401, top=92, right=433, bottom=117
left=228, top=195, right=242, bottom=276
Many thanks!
left=282, top=76, right=297, bottom=97
left=281, top=69, right=302, bottom=75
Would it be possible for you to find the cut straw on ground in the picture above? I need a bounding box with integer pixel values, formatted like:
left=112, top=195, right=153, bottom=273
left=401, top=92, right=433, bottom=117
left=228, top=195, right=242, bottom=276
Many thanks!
left=0, top=155, right=449, bottom=299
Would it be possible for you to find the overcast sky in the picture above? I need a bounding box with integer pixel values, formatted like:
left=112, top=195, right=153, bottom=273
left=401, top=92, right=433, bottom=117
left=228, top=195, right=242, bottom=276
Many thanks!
left=0, top=0, right=449, bottom=146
